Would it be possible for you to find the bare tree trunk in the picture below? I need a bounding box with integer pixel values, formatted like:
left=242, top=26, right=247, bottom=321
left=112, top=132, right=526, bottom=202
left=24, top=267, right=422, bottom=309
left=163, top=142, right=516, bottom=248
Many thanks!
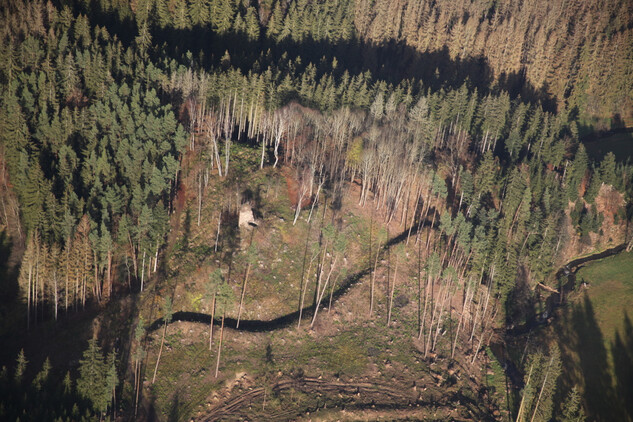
left=472, top=302, right=497, bottom=365
left=133, top=359, right=138, bottom=414
left=212, top=136, right=223, bottom=177
left=152, top=322, right=168, bottom=384
left=387, top=260, right=398, bottom=326
left=273, top=128, right=282, bottom=168
left=128, top=232, right=138, bottom=277
left=293, top=188, right=306, bottom=225
left=215, top=312, right=225, bottom=377
left=141, top=250, right=146, bottom=292
left=369, top=241, right=382, bottom=316
left=297, top=219, right=313, bottom=328
left=94, top=256, right=100, bottom=303
left=215, top=212, right=222, bottom=252
left=54, top=269, right=58, bottom=321
left=134, top=359, right=142, bottom=418
left=419, top=275, right=431, bottom=340
left=27, top=263, right=32, bottom=328
left=82, top=266, right=86, bottom=310
left=197, top=172, right=202, bottom=226
left=307, top=182, right=322, bottom=223
left=35, top=254, right=39, bottom=323
left=470, top=271, right=492, bottom=343
left=153, top=241, right=159, bottom=273
left=452, top=282, right=472, bottom=359
left=432, top=281, right=452, bottom=352
left=209, top=294, right=216, bottom=350
left=311, top=256, right=337, bottom=328
left=107, top=249, right=112, bottom=297
left=387, top=177, right=406, bottom=224
left=260, top=131, right=266, bottom=169
left=313, top=232, right=329, bottom=307
left=328, top=273, right=339, bottom=314
left=65, top=245, right=70, bottom=313
left=417, top=235, right=422, bottom=336
left=75, top=260, right=79, bottom=311
left=406, top=185, right=422, bottom=245
left=425, top=281, right=441, bottom=357
left=530, top=355, right=555, bottom=422
left=426, top=207, right=437, bottom=249
left=516, top=363, right=534, bottom=422
left=298, top=256, right=316, bottom=328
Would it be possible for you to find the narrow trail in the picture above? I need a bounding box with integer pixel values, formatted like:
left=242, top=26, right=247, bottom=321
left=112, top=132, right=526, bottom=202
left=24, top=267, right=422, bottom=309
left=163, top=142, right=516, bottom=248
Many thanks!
left=558, top=243, right=627, bottom=275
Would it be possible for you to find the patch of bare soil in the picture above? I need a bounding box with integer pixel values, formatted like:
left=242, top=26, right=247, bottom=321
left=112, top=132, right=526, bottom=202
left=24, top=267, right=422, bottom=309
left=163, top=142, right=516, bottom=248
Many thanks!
left=282, top=166, right=312, bottom=209
left=558, top=184, right=627, bottom=264
left=594, top=184, right=626, bottom=244
left=296, top=404, right=472, bottom=421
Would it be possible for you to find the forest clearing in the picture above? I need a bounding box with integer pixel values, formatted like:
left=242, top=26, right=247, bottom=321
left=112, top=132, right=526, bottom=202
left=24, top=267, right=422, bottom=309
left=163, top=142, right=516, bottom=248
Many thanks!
left=1, top=0, right=632, bottom=420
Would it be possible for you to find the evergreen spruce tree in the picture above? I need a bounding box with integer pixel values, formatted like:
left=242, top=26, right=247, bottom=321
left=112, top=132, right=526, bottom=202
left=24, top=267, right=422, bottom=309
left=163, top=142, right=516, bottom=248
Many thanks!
left=560, top=386, right=586, bottom=422
left=14, top=350, right=27, bottom=384
left=77, top=339, right=112, bottom=415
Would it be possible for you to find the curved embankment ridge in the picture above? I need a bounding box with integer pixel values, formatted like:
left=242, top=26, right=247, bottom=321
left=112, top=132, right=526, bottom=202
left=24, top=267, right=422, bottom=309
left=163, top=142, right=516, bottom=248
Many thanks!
left=149, top=261, right=370, bottom=332
left=149, top=222, right=421, bottom=333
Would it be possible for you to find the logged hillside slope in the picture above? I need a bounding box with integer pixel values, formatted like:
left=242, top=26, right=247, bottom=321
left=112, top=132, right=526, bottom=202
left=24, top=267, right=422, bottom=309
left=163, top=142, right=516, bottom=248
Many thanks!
left=1, top=1, right=632, bottom=421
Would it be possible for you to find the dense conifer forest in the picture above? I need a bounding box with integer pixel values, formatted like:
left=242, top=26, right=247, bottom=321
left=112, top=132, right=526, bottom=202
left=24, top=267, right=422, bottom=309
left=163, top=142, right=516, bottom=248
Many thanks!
left=0, top=0, right=632, bottom=420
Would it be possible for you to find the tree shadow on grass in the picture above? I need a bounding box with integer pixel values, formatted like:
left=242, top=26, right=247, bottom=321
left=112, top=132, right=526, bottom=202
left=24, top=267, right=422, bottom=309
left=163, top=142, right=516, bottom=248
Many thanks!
left=555, top=294, right=624, bottom=421
left=146, top=389, right=182, bottom=422
left=611, top=312, right=633, bottom=422
left=167, top=391, right=182, bottom=422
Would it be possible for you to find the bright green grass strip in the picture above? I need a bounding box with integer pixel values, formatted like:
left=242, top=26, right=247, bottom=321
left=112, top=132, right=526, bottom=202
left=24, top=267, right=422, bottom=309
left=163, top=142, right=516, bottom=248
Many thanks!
left=575, top=250, right=633, bottom=342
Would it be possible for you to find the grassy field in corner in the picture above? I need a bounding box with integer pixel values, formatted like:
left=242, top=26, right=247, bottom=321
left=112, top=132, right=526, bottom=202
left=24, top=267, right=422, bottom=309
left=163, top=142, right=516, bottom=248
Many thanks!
left=575, top=250, right=633, bottom=343
left=545, top=249, right=633, bottom=420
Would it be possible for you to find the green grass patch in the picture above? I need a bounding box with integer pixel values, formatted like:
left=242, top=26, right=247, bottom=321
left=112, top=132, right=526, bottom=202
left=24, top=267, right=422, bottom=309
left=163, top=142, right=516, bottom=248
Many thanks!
left=543, top=250, right=633, bottom=421
left=290, top=329, right=370, bottom=376
left=150, top=340, right=220, bottom=421
left=575, top=250, right=633, bottom=343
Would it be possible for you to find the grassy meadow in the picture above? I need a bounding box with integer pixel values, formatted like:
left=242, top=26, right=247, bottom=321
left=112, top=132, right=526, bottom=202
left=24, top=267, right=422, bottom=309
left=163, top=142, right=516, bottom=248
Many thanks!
left=549, top=250, right=633, bottom=421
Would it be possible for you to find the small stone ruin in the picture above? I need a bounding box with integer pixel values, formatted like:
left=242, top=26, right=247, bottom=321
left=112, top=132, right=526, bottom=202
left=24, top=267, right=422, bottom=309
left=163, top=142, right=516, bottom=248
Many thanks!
left=238, top=203, right=258, bottom=229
